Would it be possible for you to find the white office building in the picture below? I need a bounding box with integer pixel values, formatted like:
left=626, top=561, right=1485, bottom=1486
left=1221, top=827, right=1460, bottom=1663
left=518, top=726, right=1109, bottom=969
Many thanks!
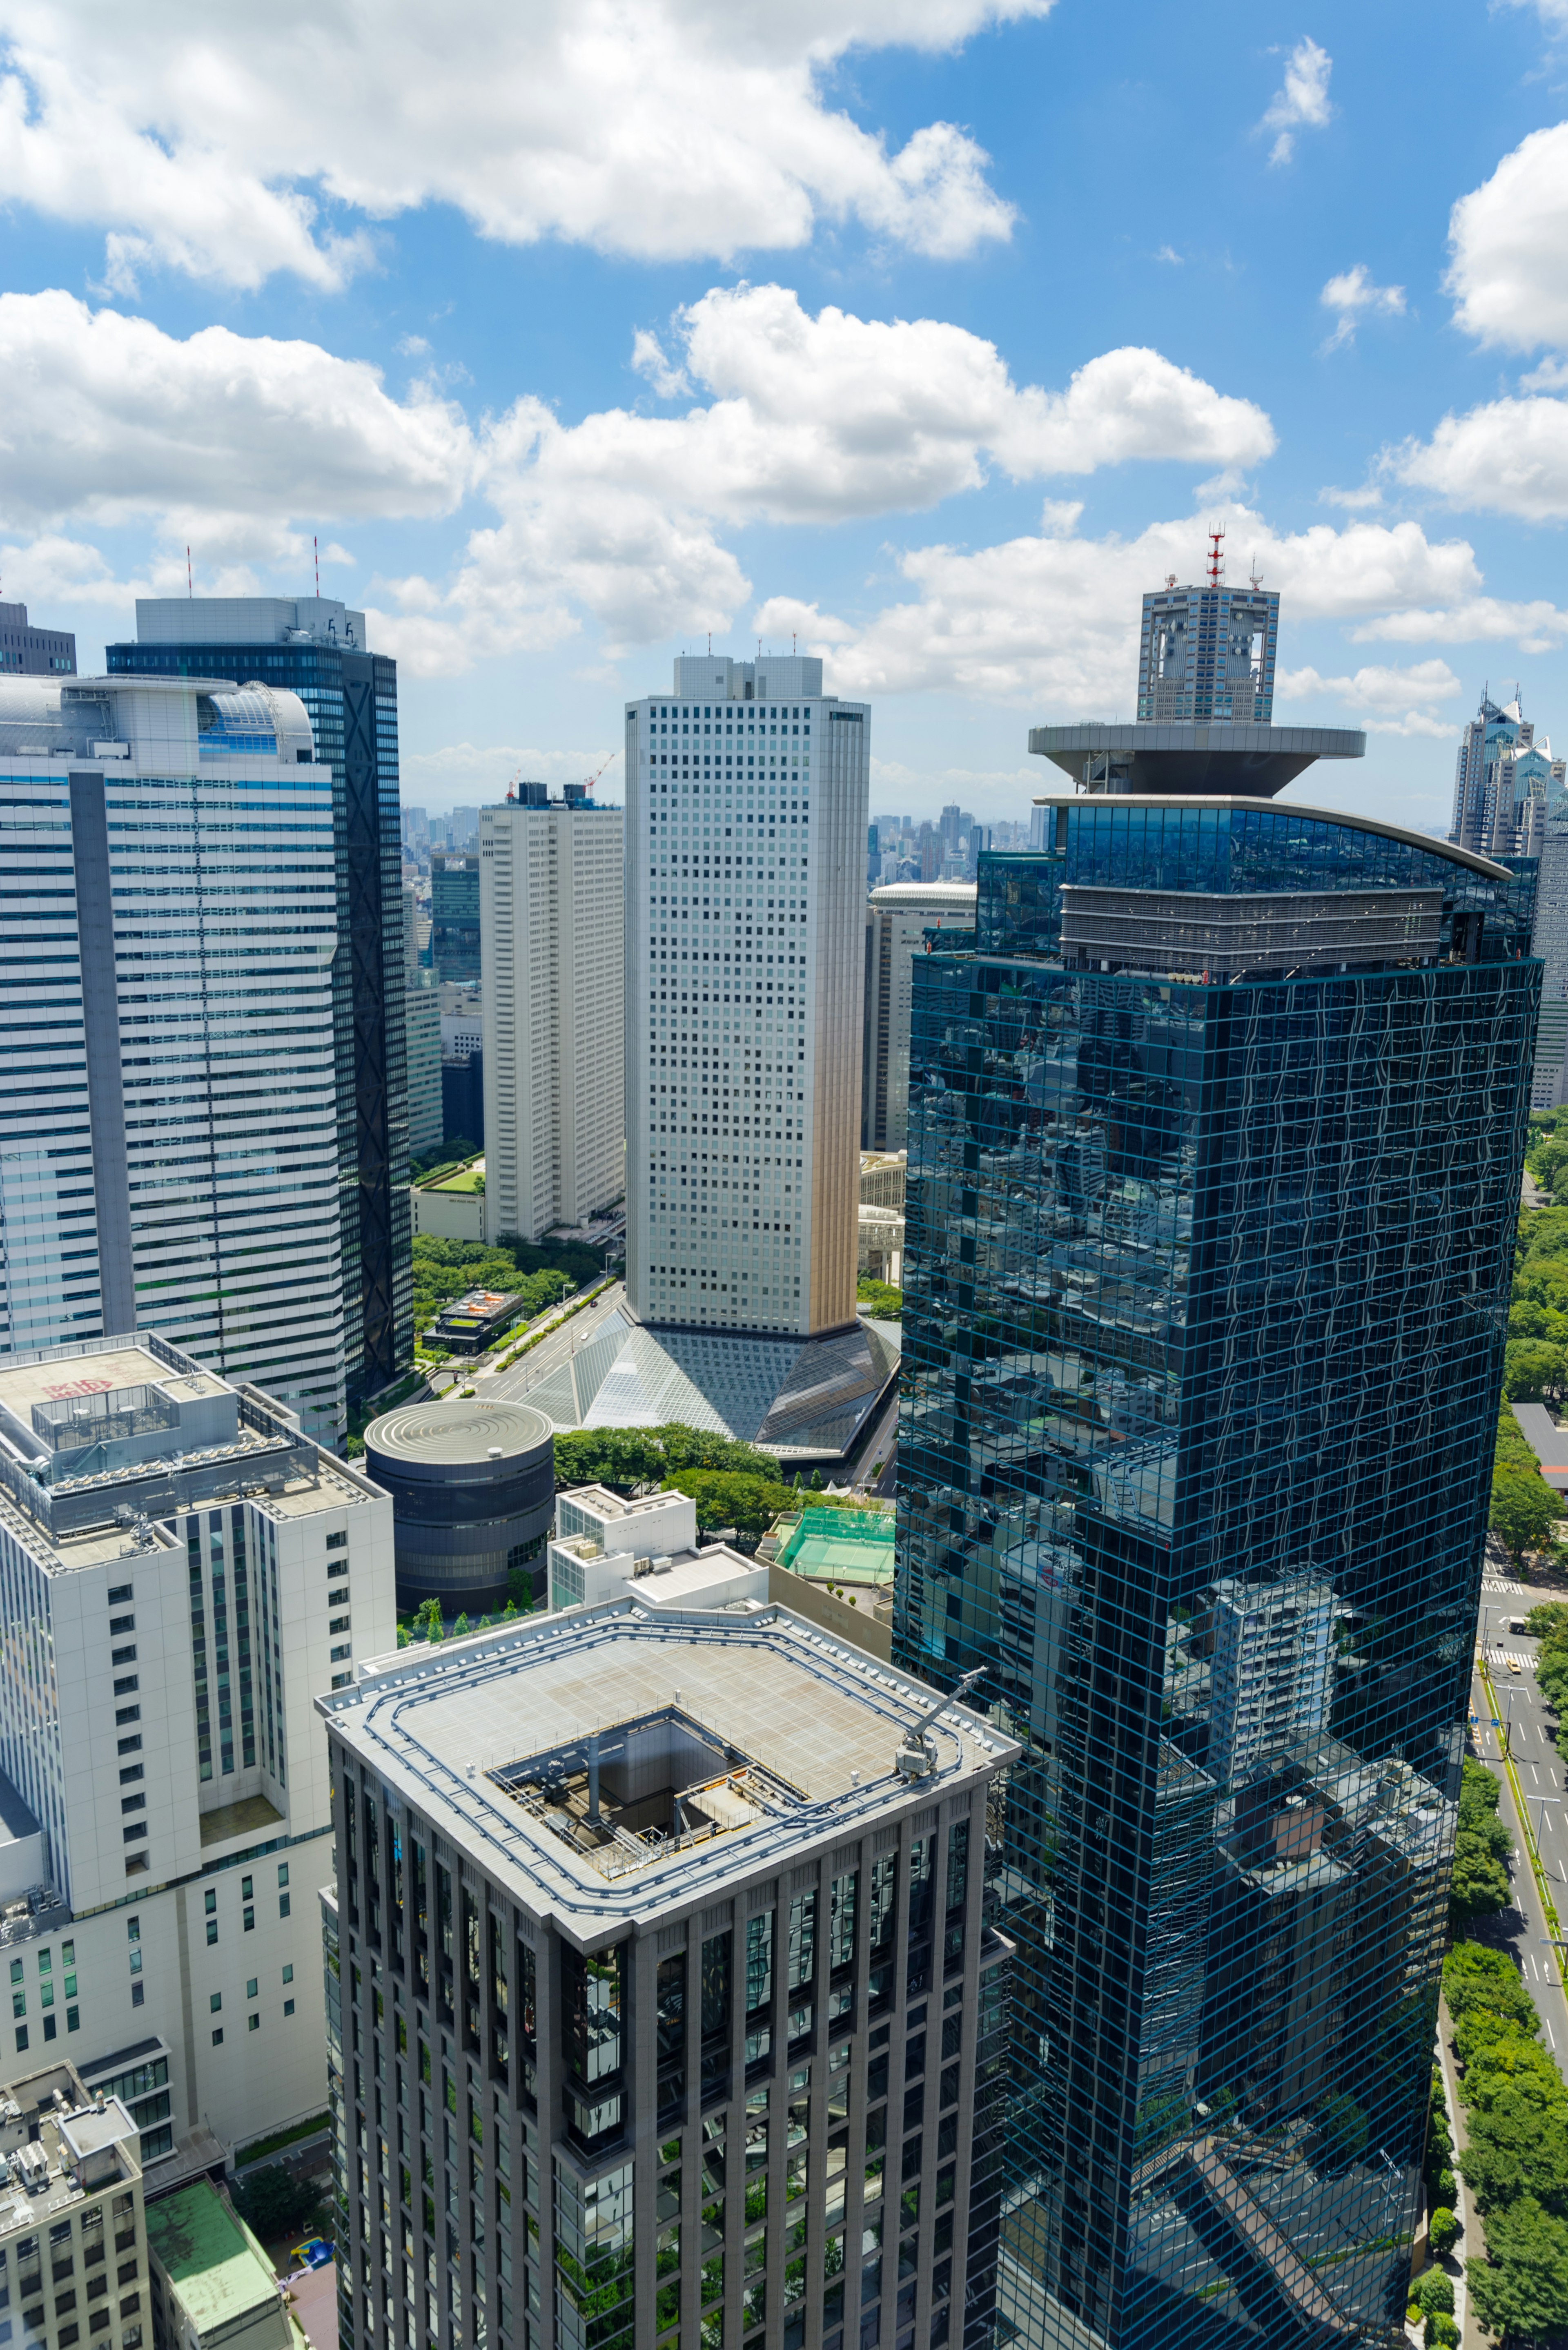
left=480, top=789, right=624, bottom=1242
left=0, top=676, right=347, bottom=1445
left=403, top=892, right=443, bottom=1159
left=0, top=1331, right=394, bottom=2176
left=862, top=881, right=978, bottom=1152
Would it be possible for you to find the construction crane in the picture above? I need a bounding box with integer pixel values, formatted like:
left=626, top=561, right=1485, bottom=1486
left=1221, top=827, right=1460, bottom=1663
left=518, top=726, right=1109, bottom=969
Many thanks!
left=583, top=749, right=621, bottom=796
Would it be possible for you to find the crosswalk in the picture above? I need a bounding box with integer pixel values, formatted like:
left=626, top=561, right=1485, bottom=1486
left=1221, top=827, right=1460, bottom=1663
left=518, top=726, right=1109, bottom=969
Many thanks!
left=1483, top=1574, right=1525, bottom=1596
left=1479, top=1643, right=1538, bottom=1674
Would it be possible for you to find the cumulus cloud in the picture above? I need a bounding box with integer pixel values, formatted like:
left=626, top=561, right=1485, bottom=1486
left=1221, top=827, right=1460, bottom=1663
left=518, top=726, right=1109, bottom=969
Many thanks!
left=0, top=0, right=1049, bottom=285
left=764, top=507, right=1492, bottom=707
left=0, top=290, right=474, bottom=553
left=1275, top=658, right=1461, bottom=736
left=1260, top=37, right=1333, bottom=167
left=1319, top=484, right=1383, bottom=510
left=1394, top=392, right=1568, bottom=518
left=1446, top=121, right=1568, bottom=351
left=1349, top=598, right=1568, bottom=653
left=1319, top=264, right=1406, bottom=351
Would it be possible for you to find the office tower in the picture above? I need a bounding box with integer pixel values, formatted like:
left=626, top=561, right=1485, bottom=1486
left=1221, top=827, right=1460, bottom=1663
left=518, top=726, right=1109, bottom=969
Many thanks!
left=480, top=785, right=624, bottom=1242
left=1532, top=804, right=1568, bottom=1107
left=403, top=893, right=444, bottom=1159
left=107, top=599, right=410, bottom=1411
left=402, top=805, right=430, bottom=856
left=431, top=852, right=481, bottom=985
left=0, top=2058, right=148, bottom=2350
left=862, top=883, right=978, bottom=1151
left=1137, top=557, right=1279, bottom=724
left=0, top=599, right=76, bottom=676
left=0, top=1329, right=394, bottom=2168
left=0, top=671, right=347, bottom=1443
left=317, top=1583, right=1016, bottom=2350
left=1450, top=684, right=1566, bottom=859
left=897, top=574, right=1536, bottom=2350
left=448, top=803, right=480, bottom=849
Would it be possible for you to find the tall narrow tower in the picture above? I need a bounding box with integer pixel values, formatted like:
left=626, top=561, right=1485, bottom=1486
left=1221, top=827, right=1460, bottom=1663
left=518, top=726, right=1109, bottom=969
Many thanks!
left=896, top=571, right=1536, bottom=2349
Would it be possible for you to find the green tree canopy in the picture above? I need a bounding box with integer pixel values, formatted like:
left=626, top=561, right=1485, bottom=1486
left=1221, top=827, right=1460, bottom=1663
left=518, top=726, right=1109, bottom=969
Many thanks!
left=1468, top=2196, right=1568, bottom=2342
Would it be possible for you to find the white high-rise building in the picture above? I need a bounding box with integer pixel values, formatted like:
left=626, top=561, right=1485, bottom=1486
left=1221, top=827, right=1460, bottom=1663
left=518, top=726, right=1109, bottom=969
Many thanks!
left=624, top=655, right=868, bottom=1336
left=0, top=674, right=346, bottom=1445
left=402, top=892, right=443, bottom=1158
left=0, top=1329, right=393, bottom=2173
left=862, top=880, right=978, bottom=1151
left=479, top=787, right=624, bottom=1242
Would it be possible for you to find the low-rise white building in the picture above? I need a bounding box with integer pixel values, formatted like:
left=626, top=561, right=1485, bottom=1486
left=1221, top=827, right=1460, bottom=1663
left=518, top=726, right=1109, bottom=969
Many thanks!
left=0, top=1332, right=394, bottom=2178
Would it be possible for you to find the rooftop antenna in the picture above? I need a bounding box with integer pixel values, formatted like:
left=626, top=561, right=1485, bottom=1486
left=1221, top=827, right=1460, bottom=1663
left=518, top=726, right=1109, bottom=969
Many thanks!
left=1206, top=526, right=1225, bottom=586
left=1249, top=554, right=1263, bottom=590
left=314, top=535, right=321, bottom=598
left=1165, top=573, right=1177, bottom=590
left=186, top=545, right=193, bottom=599
left=793, top=631, right=797, bottom=655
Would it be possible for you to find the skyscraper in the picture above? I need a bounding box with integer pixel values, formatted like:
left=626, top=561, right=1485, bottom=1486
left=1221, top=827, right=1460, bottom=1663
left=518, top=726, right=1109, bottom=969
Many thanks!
left=404, top=892, right=444, bottom=1159
left=896, top=580, right=1535, bottom=2349
left=0, top=671, right=348, bottom=1443
left=863, top=881, right=978, bottom=1151
left=431, top=851, right=481, bottom=984
left=508, top=656, right=896, bottom=1462
left=0, top=599, right=76, bottom=676
left=107, top=598, right=411, bottom=1410
left=1450, top=685, right=1565, bottom=860
left=1137, top=559, right=1279, bottom=724
left=317, top=1580, right=1015, bottom=2350
left=479, top=784, right=624, bottom=1241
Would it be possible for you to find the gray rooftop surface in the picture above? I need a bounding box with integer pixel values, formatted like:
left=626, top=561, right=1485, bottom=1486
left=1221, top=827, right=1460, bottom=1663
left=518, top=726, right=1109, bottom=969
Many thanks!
left=322, top=1601, right=1014, bottom=1943
left=365, top=1398, right=554, bottom=1467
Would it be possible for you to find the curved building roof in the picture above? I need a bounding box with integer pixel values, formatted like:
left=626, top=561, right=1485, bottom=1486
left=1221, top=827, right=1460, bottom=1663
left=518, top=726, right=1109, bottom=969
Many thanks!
left=365, top=1398, right=554, bottom=1472
left=1029, top=721, right=1365, bottom=798
left=869, top=881, right=978, bottom=910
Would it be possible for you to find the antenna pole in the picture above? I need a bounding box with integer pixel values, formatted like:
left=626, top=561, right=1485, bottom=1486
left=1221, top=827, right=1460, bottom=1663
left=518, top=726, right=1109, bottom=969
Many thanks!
left=314, top=535, right=321, bottom=598
left=187, top=545, right=193, bottom=599
left=1207, top=526, right=1225, bottom=586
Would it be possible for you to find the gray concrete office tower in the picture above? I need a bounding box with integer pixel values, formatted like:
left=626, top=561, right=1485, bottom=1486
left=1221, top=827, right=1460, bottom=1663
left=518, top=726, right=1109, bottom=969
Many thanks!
left=107, top=600, right=411, bottom=1411
left=0, top=673, right=348, bottom=1443
left=1531, top=800, right=1568, bottom=1106
left=0, top=600, right=76, bottom=677
left=318, top=1590, right=1016, bottom=2350
left=863, top=882, right=978, bottom=1151
left=0, top=1329, right=394, bottom=2172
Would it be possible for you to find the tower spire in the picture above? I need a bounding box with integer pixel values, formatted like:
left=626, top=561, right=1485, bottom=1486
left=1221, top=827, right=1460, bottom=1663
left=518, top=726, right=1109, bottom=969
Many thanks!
left=1207, top=526, right=1225, bottom=586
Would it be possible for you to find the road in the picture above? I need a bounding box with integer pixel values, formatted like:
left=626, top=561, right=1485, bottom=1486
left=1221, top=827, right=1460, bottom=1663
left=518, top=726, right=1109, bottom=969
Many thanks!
left=482, top=1281, right=629, bottom=1407
left=1468, top=1557, right=1568, bottom=2037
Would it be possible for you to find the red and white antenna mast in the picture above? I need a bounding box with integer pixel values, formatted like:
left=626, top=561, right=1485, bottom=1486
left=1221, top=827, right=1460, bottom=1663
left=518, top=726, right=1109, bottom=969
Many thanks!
left=1206, top=526, right=1225, bottom=586
left=314, top=535, right=321, bottom=598
left=186, top=545, right=193, bottom=599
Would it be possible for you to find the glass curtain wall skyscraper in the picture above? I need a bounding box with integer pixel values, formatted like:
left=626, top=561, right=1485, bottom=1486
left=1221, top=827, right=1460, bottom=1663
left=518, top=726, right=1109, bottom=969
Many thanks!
left=894, top=589, right=1536, bottom=2350
left=107, top=599, right=410, bottom=1408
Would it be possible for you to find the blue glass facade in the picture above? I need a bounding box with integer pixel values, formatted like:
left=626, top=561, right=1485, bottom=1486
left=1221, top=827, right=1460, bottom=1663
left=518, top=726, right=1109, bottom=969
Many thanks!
left=895, top=807, right=1536, bottom=2350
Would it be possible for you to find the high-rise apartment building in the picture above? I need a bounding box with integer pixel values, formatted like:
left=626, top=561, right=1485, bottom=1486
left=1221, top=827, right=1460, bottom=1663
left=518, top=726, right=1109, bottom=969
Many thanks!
left=0, top=599, right=76, bottom=676
left=107, top=599, right=410, bottom=1411
left=404, top=893, right=444, bottom=1159
left=0, top=672, right=347, bottom=1443
left=318, top=1586, right=1016, bottom=2350
left=431, top=854, right=481, bottom=985
left=0, top=1329, right=393, bottom=2172
left=479, top=786, right=624, bottom=1242
left=896, top=578, right=1535, bottom=2350
left=1450, top=685, right=1565, bottom=860
left=862, top=883, right=978, bottom=1152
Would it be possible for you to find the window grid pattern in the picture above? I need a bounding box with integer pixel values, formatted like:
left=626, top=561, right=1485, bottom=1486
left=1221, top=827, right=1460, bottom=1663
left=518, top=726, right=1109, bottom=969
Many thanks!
left=895, top=836, right=1535, bottom=2349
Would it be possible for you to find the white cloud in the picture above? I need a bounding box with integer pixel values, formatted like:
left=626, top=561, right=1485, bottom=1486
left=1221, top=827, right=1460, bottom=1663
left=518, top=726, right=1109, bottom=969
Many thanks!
left=1394, top=392, right=1568, bottom=518
left=1319, top=484, right=1383, bottom=509
left=770, top=506, right=1491, bottom=706
left=0, top=0, right=1050, bottom=286
left=0, top=290, right=474, bottom=552
left=1275, top=658, right=1462, bottom=735
left=1319, top=263, right=1406, bottom=351
left=1349, top=597, right=1568, bottom=653
left=1446, top=121, right=1568, bottom=351
left=631, top=330, right=690, bottom=399
left=1260, top=37, right=1332, bottom=167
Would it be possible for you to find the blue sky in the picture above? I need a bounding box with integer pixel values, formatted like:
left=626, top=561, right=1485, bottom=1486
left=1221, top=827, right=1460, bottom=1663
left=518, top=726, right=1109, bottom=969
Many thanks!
left=5, top=0, right=1568, bottom=834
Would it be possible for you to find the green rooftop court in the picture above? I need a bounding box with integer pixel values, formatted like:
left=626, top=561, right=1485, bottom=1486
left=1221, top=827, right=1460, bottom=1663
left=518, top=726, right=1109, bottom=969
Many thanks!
left=146, top=2178, right=302, bottom=2350
left=775, top=1507, right=895, bottom=1585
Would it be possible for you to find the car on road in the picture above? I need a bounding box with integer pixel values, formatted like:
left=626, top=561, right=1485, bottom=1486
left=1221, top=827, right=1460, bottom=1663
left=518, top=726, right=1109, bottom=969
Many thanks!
left=1508, top=1655, right=1523, bottom=1674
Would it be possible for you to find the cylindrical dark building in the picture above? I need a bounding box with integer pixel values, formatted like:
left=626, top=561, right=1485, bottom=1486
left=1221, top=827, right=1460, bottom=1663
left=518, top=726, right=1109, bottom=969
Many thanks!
left=365, top=1398, right=554, bottom=1614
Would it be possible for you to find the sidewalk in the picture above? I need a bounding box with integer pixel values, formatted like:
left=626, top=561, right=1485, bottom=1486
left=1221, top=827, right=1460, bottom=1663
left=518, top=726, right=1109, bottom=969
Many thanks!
left=1432, top=1996, right=1479, bottom=2349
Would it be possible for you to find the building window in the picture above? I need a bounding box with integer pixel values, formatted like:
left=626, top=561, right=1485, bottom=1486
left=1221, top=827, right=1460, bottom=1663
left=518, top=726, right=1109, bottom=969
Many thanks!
left=279, top=1895, right=291, bottom=1919
left=282, top=1965, right=294, bottom=1985
left=248, top=2016, right=260, bottom=2034
left=131, top=1986, right=144, bottom=2009
left=14, top=2028, right=26, bottom=2053
left=210, top=1995, right=222, bottom=2014
left=284, top=2001, right=296, bottom=2018
left=212, top=2029, right=223, bottom=2047
left=205, top=1924, right=218, bottom=1947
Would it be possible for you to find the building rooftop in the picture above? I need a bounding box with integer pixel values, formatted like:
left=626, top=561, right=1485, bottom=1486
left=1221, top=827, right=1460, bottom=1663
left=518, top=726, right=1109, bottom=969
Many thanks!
left=869, top=881, right=978, bottom=908
left=0, top=2064, right=139, bottom=2233
left=325, top=1600, right=1014, bottom=1938
left=365, top=1398, right=552, bottom=1470
left=145, top=2178, right=292, bottom=2337
left=0, top=1332, right=380, bottom=1558
left=775, top=1508, right=895, bottom=1586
